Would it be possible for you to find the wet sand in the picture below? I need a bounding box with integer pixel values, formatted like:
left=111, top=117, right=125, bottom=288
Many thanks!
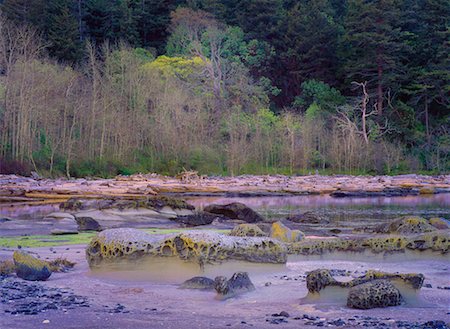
left=1, top=244, right=449, bottom=329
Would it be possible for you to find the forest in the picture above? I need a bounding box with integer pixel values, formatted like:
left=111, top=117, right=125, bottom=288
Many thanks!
left=0, top=0, right=448, bottom=177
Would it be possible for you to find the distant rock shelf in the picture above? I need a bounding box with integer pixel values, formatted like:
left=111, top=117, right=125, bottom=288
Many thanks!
left=1, top=173, right=449, bottom=204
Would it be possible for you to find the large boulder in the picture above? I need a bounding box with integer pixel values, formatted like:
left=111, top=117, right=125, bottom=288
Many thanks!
left=86, top=228, right=287, bottom=267
left=203, top=203, right=264, bottom=223
left=180, top=276, right=215, bottom=290
left=174, top=212, right=222, bottom=226
left=347, top=280, right=402, bottom=309
left=376, top=216, right=437, bottom=234
left=214, top=272, right=255, bottom=300
left=13, top=251, right=51, bottom=281
left=270, top=221, right=304, bottom=243
left=230, top=224, right=267, bottom=237
left=286, top=211, right=329, bottom=224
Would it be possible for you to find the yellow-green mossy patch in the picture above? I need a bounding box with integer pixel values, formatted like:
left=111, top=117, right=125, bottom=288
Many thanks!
left=230, top=224, right=267, bottom=237
left=13, top=251, right=52, bottom=281
left=270, top=221, right=304, bottom=243
left=429, top=218, right=449, bottom=230
left=86, top=228, right=287, bottom=267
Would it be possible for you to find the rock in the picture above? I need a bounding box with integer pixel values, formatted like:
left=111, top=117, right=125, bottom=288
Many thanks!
left=289, top=231, right=449, bottom=255
left=376, top=216, right=437, bottom=234
left=180, top=276, right=215, bottom=290
left=61, top=196, right=194, bottom=212
left=270, top=221, right=304, bottom=243
left=429, top=218, right=449, bottom=230
left=50, top=229, right=79, bottom=235
left=204, top=202, right=265, bottom=223
left=0, top=217, right=12, bottom=223
left=286, top=211, right=329, bottom=224
left=230, top=223, right=267, bottom=237
left=0, top=260, right=15, bottom=276
left=347, top=280, right=402, bottom=309
left=75, top=216, right=102, bottom=231
left=306, top=269, right=424, bottom=293
left=174, top=212, right=221, bottom=226
left=306, top=269, right=339, bottom=293
left=13, top=251, right=51, bottom=281
left=214, top=272, right=255, bottom=299
left=86, top=228, right=287, bottom=267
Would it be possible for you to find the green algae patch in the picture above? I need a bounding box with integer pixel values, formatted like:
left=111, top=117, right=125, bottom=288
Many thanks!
left=0, top=228, right=230, bottom=248
left=13, top=251, right=52, bottom=281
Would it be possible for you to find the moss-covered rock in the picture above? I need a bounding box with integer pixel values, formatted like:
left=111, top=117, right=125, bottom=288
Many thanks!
left=347, top=280, right=402, bottom=309
left=13, top=251, right=51, bottom=281
left=214, top=272, right=255, bottom=300
left=230, top=224, right=267, bottom=237
left=203, top=203, right=265, bottom=223
left=376, top=216, right=436, bottom=234
left=173, top=212, right=221, bottom=226
left=86, top=228, right=287, bottom=267
left=270, top=221, right=304, bottom=243
left=0, top=260, right=15, bottom=276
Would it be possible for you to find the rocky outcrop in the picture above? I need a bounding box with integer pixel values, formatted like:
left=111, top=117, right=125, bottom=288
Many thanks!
left=347, top=280, right=402, bottom=309
left=286, top=211, right=329, bottom=224
left=86, top=228, right=287, bottom=267
left=214, top=272, right=255, bottom=300
left=306, top=269, right=424, bottom=294
left=230, top=224, right=267, bottom=237
left=13, top=251, right=51, bottom=281
left=61, top=196, right=194, bottom=212
left=375, top=216, right=437, bottom=234
left=173, top=212, right=222, bottom=226
left=75, top=216, right=102, bottom=231
left=270, top=221, right=304, bottom=243
left=289, top=231, right=449, bottom=255
left=180, top=276, right=215, bottom=290
left=203, top=203, right=265, bottom=223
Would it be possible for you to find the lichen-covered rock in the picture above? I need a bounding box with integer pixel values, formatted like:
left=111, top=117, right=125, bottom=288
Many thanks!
left=214, top=272, right=255, bottom=299
left=230, top=224, right=267, bottom=237
left=288, top=231, right=449, bottom=255
left=286, top=211, right=329, bottom=224
left=270, top=221, right=304, bottom=243
left=203, top=203, right=265, bottom=223
left=13, top=251, right=51, bottom=281
left=75, top=216, right=102, bottom=231
left=174, top=212, right=221, bottom=226
left=429, top=218, right=449, bottom=230
left=306, top=269, right=424, bottom=293
left=180, top=276, right=215, bottom=290
left=347, top=280, right=402, bottom=309
left=306, top=269, right=339, bottom=293
left=376, top=216, right=437, bottom=234
left=86, top=228, right=287, bottom=267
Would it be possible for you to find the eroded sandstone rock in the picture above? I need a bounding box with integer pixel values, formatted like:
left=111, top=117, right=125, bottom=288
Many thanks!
left=347, top=280, right=402, bottom=309
left=180, top=276, right=215, bottom=290
left=214, top=272, right=255, bottom=300
left=270, top=221, right=304, bottom=243
left=375, top=216, right=437, bottom=234
left=230, top=223, right=267, bottom=237
left=86, top=228, right=287, bottom=267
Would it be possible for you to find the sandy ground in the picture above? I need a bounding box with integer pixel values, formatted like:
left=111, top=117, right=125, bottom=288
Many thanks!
left=1, top=244, right=449, bottom=329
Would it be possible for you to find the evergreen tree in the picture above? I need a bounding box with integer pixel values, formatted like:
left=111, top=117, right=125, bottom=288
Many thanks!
left=341, top=0, right=406, bottom=116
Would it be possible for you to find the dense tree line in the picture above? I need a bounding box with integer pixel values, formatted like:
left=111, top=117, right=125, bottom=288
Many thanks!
left=0, top=0, right=448, bottom=176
